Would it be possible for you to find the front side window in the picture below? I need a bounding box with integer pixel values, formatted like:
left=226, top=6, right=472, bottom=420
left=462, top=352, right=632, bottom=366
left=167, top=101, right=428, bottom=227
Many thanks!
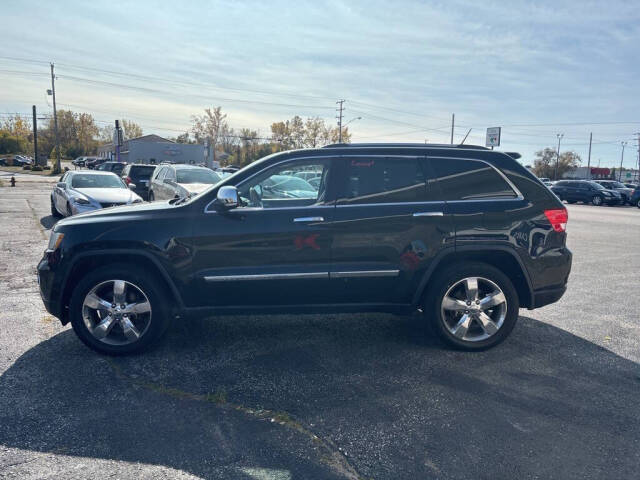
left=238, top=160, right=329, bottom=209
left=337, top=157, right=427, bottom=205
left=430, top=158, right=517, bottom=200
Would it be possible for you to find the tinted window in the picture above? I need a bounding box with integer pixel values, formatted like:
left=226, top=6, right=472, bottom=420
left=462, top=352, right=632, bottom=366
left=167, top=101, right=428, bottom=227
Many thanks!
left=430, top=158, right=516, bottom=200
left=130, top=166, right=156, bottom=179
left=338, top=157, right=427, bottom=204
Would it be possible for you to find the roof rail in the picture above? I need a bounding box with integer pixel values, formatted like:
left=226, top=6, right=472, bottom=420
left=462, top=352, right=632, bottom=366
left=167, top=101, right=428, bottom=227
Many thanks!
left=322, top=142, right=491, bottom=150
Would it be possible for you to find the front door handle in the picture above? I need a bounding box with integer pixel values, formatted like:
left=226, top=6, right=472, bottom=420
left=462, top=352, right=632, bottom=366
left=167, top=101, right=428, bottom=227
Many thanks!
left=293, top=216, right=324, bottom=223
left=413, top=212, right=444, bottom=217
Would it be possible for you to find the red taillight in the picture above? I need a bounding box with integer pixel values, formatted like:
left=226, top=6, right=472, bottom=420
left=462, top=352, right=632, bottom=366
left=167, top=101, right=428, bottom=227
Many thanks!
left=544, top=208, right=568, bottom=233
left=124, top=176, right=131, bottom=185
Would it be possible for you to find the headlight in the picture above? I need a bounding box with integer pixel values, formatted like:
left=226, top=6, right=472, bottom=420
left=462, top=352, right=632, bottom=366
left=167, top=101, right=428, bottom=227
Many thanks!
left=602, top=192, right=611, bottom=196
left=73, top=197, right=90, bottom=204
left=47, top=231, right=65, bottom=251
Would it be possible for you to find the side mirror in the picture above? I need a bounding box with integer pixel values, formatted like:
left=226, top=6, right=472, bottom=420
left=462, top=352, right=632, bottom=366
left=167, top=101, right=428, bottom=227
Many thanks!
left=216, top=186, right=239, bottom=209
left=128, top=183, right=137, bottom=190
left=56, top=182, right=66, bottom=189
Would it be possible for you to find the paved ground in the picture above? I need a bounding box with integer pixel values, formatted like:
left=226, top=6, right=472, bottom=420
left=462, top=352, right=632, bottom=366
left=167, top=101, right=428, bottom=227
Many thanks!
left=0, top=180, right=638, bottom=480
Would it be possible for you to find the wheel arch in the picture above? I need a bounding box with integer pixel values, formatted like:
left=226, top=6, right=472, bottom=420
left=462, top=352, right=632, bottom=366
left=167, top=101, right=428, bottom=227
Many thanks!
left=59, top=250, right=184, bottom=325
left=413, top=246, right=534, bottom=309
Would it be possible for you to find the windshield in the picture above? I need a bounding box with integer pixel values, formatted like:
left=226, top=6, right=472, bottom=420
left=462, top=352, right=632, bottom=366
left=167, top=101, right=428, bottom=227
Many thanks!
left=590, top=182, right=605, bottom=190
left=71, top=174, right=125, bottom=189
left=176, top=169, right=221, bottom=184
left=608, top=181, right=625, bottom=188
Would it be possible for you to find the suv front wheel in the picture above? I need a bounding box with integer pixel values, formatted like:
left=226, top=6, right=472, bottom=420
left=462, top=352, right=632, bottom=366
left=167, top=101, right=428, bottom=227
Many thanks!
left=425, top=262, right=519, bottom=350
left=69, top=264, right=171, bottom=355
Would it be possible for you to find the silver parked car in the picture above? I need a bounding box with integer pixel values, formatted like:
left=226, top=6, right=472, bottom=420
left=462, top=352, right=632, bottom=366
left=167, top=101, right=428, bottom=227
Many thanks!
left=50, top=171, right=143, bottom=217
left=148, top=164, right=222, bottom=201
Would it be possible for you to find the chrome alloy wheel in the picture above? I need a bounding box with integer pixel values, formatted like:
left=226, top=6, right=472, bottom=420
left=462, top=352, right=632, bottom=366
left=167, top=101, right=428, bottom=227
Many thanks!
left=440, top=277, right=507, bottom=342
left=82, top=280, right=152, bottom=346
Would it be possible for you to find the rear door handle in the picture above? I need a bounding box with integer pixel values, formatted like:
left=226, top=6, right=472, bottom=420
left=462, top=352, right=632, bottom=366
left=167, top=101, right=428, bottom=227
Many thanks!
left=293, top=216, right=324, bottom=223
left=413, top=212, right=444, bottom=217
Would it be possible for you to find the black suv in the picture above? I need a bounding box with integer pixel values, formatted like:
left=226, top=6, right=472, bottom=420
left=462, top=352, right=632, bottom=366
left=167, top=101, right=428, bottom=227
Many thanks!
left=38, top=144, right=572, bottom=355
left=121, top=163, right=157, bottom=201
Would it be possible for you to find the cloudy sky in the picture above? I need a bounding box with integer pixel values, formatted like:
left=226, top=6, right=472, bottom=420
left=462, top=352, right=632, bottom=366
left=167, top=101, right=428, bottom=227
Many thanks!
left=1, top=0, right=639, bottom=167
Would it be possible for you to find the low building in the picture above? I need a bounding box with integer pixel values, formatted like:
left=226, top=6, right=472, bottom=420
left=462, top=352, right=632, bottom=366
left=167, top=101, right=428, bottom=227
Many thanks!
left=97, top=134, right=205, bottom=165
left=563, top=166, right=639, bottom=182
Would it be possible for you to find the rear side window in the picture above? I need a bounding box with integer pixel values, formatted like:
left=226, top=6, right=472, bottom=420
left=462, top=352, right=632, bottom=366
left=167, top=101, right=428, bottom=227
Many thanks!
left=429, top=158, right=517, bottom=201
left=338, top=157, right=428, bottom=204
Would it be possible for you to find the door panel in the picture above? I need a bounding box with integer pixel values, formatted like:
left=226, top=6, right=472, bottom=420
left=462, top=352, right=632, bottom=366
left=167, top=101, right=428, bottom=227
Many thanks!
left=188, top=158, right=336, bottom=307
left=329, top=156, right=453, bottom=304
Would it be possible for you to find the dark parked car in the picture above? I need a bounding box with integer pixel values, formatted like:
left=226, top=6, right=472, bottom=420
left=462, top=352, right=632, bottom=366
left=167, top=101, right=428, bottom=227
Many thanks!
left=550, top=180, right=622, bottom=206
left=148, top=164, right=222, bottom=201
left=121, top=164, right=157, bottom=201
left=630, top=185, right=640, bottom=208
left=86, top=157, right=107, bottom=169
left=593, top=180, right=634, bottom=204
left=97, top=161, right=126, bottom=176
left=38, top=143, right=572, bottom=355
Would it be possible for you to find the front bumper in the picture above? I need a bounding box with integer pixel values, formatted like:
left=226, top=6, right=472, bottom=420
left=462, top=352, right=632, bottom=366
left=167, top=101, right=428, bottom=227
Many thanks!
left=37, top=254, right=64, bottom=321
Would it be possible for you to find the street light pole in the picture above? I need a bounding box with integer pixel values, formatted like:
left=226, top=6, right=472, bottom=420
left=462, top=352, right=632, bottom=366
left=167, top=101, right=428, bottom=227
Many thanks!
left=618, top=141, right=627, bottom=182
left=554, top=133, right=564, bottom=180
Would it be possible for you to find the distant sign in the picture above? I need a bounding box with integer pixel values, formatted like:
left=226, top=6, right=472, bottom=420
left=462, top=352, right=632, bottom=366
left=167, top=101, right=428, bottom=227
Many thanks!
left=486, top=127, right=501, bottom=147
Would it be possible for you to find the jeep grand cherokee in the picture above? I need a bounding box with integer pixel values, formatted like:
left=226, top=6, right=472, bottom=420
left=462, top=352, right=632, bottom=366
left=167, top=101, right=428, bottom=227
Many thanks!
left=38, top=144, right=572, bottom=355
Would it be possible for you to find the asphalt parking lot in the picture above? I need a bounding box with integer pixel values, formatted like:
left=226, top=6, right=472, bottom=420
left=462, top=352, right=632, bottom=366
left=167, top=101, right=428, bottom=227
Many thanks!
left=0, top=175, right=639, bottom=480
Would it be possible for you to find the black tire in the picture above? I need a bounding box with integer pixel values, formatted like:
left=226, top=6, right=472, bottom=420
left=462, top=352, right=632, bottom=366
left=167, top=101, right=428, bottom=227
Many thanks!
left=66, top=202, right=73, bottom=217
left=148, top=190, right=155, bottom=202
left=591, top=195, right=603, bottom=206
left=50, top=196, right=62, bottom=217
left=423, top=262, right=519, bottom=351
left=69, top=264, right=171, bottom=355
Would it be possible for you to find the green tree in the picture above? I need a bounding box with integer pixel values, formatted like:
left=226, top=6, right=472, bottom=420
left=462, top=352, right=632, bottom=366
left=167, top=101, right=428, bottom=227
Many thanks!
left=532, top=148, right=581, bottom=180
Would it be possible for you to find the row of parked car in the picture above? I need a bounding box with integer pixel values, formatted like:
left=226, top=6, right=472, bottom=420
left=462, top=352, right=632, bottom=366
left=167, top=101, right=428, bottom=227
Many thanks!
left=0, top=154, right=34, bottom=166
left=51, top=162, right=243, bottom=217
left=540, top=178, right=640, bottom=208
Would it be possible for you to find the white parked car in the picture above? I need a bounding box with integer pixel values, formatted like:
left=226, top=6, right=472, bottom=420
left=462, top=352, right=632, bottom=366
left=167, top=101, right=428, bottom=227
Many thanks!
left=50, top=171, right=143, bottom=217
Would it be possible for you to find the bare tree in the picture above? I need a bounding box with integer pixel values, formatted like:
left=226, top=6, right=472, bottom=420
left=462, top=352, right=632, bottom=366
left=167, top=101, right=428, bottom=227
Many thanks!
left=191, top=107, right=227, bottom=167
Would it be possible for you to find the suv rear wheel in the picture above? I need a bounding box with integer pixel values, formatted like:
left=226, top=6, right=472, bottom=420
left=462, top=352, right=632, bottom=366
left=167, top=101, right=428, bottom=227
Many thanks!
left=424, top=262, right=519, bottom=350
left=69, top=264, right=171, bottom=355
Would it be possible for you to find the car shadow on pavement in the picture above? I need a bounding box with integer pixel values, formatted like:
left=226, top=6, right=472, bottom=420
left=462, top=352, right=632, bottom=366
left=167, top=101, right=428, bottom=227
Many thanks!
left=0, top=314, right=639, bottom=480
left=39, top=215, right=59, bottom=231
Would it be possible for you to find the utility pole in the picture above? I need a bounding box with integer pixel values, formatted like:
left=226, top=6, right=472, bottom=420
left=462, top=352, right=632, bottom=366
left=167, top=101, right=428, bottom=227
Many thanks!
left=636, top=133, right=640, bottom=183
left=450, top=113, right=455, bottom=144
left=50, top=63, right=61, bottom=174
left=586, top=132, right=592, bottom=179
left=618, top=141, right=627, bottom=182
left=336, top=100, right=345, bottom=143
left=115, top=120, right=121, bottom=163
left=554, top=133, right=564, bottom=181
left=32, top=105, right=39, bottom=166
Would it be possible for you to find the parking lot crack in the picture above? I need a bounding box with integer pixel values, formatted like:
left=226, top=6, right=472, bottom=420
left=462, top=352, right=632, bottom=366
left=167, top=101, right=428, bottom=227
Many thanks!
left=106, top=359, right=365, bottom=480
